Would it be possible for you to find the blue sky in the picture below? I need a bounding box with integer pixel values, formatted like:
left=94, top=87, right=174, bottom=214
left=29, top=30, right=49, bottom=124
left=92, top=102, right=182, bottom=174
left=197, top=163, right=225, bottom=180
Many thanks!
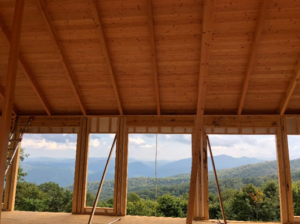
left=21, top=133, right=300, bottom=161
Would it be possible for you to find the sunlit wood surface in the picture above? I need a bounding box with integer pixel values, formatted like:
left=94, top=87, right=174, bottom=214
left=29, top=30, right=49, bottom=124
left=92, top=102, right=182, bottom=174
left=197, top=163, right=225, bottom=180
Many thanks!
left=1, top=211, right=281, bottom=224
left=0, top=0, right=300, bottom=116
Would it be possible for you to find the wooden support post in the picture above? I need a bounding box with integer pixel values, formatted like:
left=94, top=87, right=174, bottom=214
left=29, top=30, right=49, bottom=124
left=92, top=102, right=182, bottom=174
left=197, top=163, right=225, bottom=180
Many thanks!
left=202, top=131, right=209, bottom=219
left=193, top=129, right=209, bottom=220
left=3, top=131, right=21, bottom=211
left=114, top=117, right=129, bottom=215
left=187, top=118, right=202, bottom=223
left=0, top=0, right=24, bottom=221
left=187, top=0, right=214, bottom=222
left=276, top=117, right=294, bottom=224
left=193, top=131, right=201, bottom=218
left=72, top=117, right=90, bottom=214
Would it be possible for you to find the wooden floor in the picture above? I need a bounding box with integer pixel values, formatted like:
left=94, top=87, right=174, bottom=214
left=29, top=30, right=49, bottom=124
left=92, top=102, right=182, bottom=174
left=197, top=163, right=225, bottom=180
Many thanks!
left=1, top=211, right=280, bottom=224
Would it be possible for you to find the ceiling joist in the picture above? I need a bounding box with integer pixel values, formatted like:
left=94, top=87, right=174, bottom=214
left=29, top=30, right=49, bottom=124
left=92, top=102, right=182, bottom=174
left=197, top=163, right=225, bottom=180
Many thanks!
left=147, top=0, right=161, bottom=115
left=0, top=15, right=52, bottom=116
left=196, top=0, right=215, bottom=117
left=237, top=0, right=268, bottom=115
left=279, top=58, right=300, bottom=115
left=90, top=0, right=124, bottom=116
left=36, top=0, right=87, bottom=115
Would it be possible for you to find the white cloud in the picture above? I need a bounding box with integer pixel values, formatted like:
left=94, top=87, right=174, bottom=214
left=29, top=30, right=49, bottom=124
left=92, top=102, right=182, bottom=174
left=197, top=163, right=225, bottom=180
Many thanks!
left=90, top=139, right=100, bottom=147
left=141, top=144, right=153, bottom=148
left=165, top=134, right=171, bottom=139
left=22, top=138, right=76, bottom=151
left=129, top=137, right=145, bottom=145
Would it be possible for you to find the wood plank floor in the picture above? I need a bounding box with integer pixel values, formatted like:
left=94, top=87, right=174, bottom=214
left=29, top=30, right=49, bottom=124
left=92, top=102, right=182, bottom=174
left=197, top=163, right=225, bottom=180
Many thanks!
left=1, top=211, right=194, bottom=224
left=1, top=211, right=280, bottom=224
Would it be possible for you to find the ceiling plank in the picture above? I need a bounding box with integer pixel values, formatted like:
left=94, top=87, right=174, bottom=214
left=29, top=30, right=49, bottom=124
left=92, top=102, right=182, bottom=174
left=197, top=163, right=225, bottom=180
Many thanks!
left=147, top=0, right=161, bottom=115
left=0, top=15, right=52, bottom=116
left=237, top=0, right=268, bottom=115
left=36, top=0, right=86, bottom=115
left=0, top=86, right=18, bottom=116
left=279, top=58, right=300, bottom=115
left=90, top=0, right=123, bottom=115
left=186, top=0, right=215, bottom=223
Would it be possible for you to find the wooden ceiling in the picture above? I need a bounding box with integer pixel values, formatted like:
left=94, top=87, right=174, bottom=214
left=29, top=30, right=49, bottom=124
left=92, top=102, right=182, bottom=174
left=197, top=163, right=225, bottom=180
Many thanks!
left=0, top=0, right=299, bottom=116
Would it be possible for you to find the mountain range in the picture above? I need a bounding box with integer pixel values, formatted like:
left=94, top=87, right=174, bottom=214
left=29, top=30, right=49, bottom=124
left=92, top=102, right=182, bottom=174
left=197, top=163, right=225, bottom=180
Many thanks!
left=20, top=155, right=265, bottom=187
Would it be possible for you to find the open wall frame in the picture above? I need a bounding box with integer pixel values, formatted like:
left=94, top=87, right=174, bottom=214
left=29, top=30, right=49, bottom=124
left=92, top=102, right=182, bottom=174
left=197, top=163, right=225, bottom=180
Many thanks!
left=1, top=115, right=297, bottom=224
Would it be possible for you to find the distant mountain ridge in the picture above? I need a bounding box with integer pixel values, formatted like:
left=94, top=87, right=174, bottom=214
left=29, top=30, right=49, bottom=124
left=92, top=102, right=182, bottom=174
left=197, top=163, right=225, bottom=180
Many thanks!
left=20, top=155, right=265, bottom=187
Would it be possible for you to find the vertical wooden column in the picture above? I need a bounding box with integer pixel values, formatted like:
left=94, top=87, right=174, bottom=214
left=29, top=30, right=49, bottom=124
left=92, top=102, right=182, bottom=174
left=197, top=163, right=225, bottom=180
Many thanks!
left=187, top=118, right=202, bottom=223
left=194, top=132, right=202, bottom=219
left=202, top=131, right=209, bottom=219
left=0, top=0, right=24, bottom=220
left=72, top=117, right=90, bottom=214
left=276, top=117, right=294, bottom=224
left=193, top=128, right=209, bottom=220
left=114, top=117, right=129, bottom=215
left=3, top=131, right=21, bottom=211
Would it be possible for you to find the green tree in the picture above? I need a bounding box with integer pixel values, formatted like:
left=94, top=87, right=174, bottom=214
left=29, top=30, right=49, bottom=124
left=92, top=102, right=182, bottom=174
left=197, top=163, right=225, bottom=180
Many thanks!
left=157, top=194, right=183, bottom=217
left=38, top=182, right=73, bottom=212
left=18, top=148, right=29, bottom=181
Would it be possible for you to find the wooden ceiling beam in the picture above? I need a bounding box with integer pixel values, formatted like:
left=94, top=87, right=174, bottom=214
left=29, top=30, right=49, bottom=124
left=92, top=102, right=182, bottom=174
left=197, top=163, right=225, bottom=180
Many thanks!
left=186, top=0, right=215, bottom=223
left=0, top=86, right=18, bottom=116
left=36, top=0, right=86, bottom=115
left=90, top=0, right=123, bottom=115
left=279, top=58, right=300, bottom=115
left=237, top=0, right=268, bottom=115
left=147, top=0, right=161, bottom=115
left=0, top=15, right=52, bottom=116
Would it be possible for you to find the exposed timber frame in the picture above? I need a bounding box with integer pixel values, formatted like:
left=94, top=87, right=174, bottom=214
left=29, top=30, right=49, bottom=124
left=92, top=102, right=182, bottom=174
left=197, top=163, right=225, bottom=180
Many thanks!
left=276, top=117, right=294, bottom=223
left=90, top=0, right=124, bottom=116
left=237, top=0, right=268, bottom=115
left=72, top=117, right=90, bottom=214
left=0, top=114, right=296, bottom=224
left=279, top=58, right=300, bottom=115
left=0, top=86, right=18, bottom=115
left=186, top=0, right=215, bottom=223
left=0, top=15, right=52, bottom=116
left=0, top=0, right=25, bottom=220
left=114, top=117, right=129, bottom=215
left=3, top=127, right=21, bottom=211
left=36, top=0, right=87, bottom=115
left=147, top=0, right=161, bottom=115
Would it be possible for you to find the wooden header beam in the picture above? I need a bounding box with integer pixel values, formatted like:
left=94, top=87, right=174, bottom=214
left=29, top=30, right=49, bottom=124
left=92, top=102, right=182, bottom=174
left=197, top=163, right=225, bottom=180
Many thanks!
left=147, top=0, right=161, bottom=115
left=36, top=0, right=86, bottom=115
left=0, top=15, right=52, bottom=116
left=90, top=0, right=124, bottom=115
left=187, top=0, right=215, bottom=223
left=237, top=0, right=268, bottom=115
left=279, top=58, right=300, bottom=115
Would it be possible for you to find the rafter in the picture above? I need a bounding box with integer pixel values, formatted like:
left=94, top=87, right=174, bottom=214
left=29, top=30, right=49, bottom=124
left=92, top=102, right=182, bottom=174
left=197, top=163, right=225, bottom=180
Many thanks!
left=36, top=0, right=86, bottom=115
left=186, top=0, right=215, bottom=223
left=90, top=0, right=123, bottom=115
left=0, top=86, right=18, bottom=115
left=279, top=58, right=300, bottom=115
left=0, top=15, right=52, bottom=116
left=237, top=0, right=268, bottom=115
left=147, top=0, right=161, bottom=115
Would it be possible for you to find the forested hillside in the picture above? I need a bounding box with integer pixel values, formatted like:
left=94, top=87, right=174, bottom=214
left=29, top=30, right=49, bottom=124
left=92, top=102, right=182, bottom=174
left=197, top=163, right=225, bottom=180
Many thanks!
left=15, top=150, right=300, bottom=221
left=19, top=155, right=264, bottom=186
